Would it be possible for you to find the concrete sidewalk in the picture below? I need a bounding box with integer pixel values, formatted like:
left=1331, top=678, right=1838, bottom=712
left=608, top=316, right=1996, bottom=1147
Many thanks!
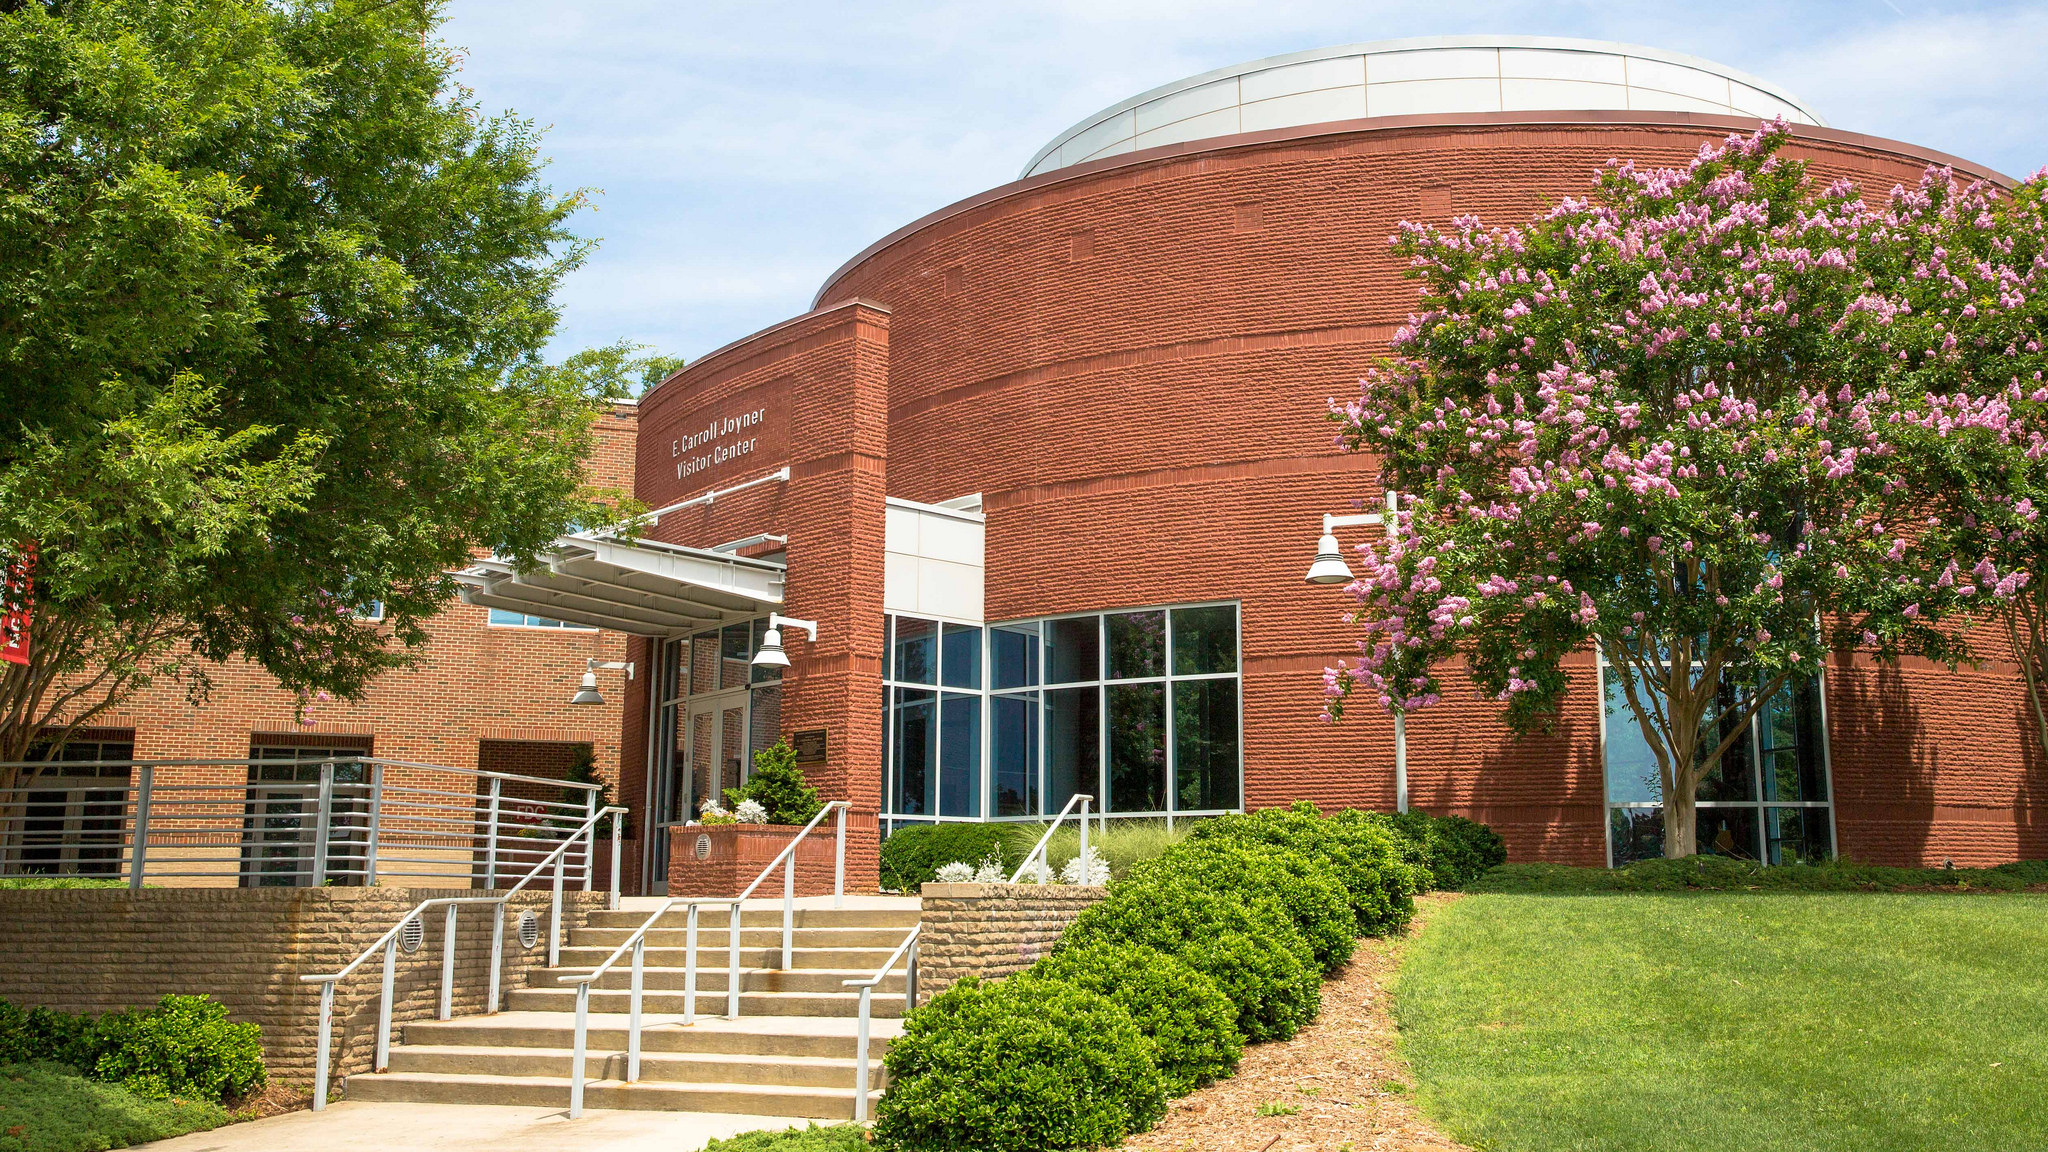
left=136, top=1101, right=814, bottom=1152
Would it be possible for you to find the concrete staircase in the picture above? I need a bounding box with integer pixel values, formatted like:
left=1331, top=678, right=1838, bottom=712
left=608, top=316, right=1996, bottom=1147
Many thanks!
left=345, top=897, right=920, bottom=1118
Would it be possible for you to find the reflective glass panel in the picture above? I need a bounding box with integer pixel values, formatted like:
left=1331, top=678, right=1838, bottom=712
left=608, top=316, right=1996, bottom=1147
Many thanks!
left=1106, top=611, right=1165, bottom=680
left=1697, top=806, right=1760, bottom=861
left=1760, top=678, right=1827, bottom=802
left=1603, top=672, right=1664, bottom=805
left=894, top=617, right=937, bottom=685
left=991, top=623, right=1040, bottom=689
left=1046, top=686, right=1099, bottom=812
left=1174, top=679, right=1240, bottom=811
left=892, top=688, right=936, bottom=815
left=1170, top=606, right=1237, bottom=675
left=1046, top=617, right=1100, bottom=684
left=720, top=623, right=752, bottom=690
left=749, top=684, right=781, bottom=762
left=1108, top=683, right=1166, bottom=813
left=1609, top=806, right=1663, bottom=866
left=941, top=624, right=982, bottom=690
left=940, top=693, right=982, bottom=818
left=1765, top=807, right=1832, bottom=864
left=992, top=692, right=1040, bottom=817
left=690, top=632, right=719, bottom=695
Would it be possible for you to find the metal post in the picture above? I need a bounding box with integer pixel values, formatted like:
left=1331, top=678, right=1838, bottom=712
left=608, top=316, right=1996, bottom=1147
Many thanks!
left=128, top=765, right=153, bottom=891
left=483, top=777, right=502, bottom=889
left=439, top=904, right=458, bottom=1021
left=833, top=804, right=846, bottom=909
left=364, top=763, right=384, bottom=886
left=375, top=936, right=397, bottom=1071
left=608, top=815, right=622, bottom=912
left=628, top=936, right=644, bottom=1082
left=311, top=761, right=335, bottom=887
left=583, top=791, right=598, bottom=891
left=1394, top=710, right=1409, bottom=814
left=569, top=982, right=589, bottom=1119
left=782, top=853, right=795, bottom=971
left=550, top=853, right=565, bottom=969
left=726, top=901, right=741, bottom=1019
left=684, top=903, right=699, bottom=1026
left=312, top=979, right=334, bottom=1111
left=488, top=904, right=506, bottom=1013
left=905, top=937, right=918, bottom=1012
left=1079, top=797, right=1090, bottom=883
left=853, top=985, right=873, bottom=1123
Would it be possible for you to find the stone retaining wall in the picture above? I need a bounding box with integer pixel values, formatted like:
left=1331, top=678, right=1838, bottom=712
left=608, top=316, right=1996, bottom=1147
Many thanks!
left=916, top=881, right=1106, bottom=1002
left=0, top=887, right=606, bottom=1084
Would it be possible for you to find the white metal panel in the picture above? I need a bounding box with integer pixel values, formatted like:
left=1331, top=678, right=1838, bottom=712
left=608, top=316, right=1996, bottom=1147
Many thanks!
left=1241, top=86, right=1368, bottom=133
left=1502, top=78, right=1629, bottom=113
left=1367, top=77, right=1504, bottom=118
left=1239, top=55, right=1364, bottom=103
left=882, top=551, right=923, bottom=615
left=1367, top=48, right=1500, bottom=83
left=1728, top=84, right=1810, bottom=124
left=1060, top=109, right=1134, bottom=167
left=917, top=514, right=985, bottom=568
left=1626, top=86, right=1736, bottom=115
left=884, top=503, right=922, bottom=555
left=1135, top=78, right=1240, bottom=133
left=1625, top=56, right=1730, bottom=104
left=1500, top=48, right=1626, bottom=83
left=1132, top=105, right=1242, bottom=153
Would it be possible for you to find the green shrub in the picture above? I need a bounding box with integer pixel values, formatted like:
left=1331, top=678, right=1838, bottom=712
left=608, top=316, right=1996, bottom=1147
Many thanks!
left=873, top=976, right=1165, bottom=1152
left=1022, top=942, right=1241, bottom=1095
left=1027, top=819, right=1190, bottom=882
left=1059, top=874, right=1321, bottom=1042
left=1131, top=839, right=1358, bottom=972
left=1190, top=802, right=1421, bottom=935
left=0, top=1061, right=229, bottom=1152
left=704, top=1123, right=870, bottom=1151
left=0, top=877, right=128, bottom=890
left=90, top=996, right=264, bottom=1103
left=0, top=1003, right=95, bottom=1069
left=1372, top=811, right=1508, bottom=891
left=724, top=742, right=823, bottom=826
left=879, top=823, right=1034, bottom=891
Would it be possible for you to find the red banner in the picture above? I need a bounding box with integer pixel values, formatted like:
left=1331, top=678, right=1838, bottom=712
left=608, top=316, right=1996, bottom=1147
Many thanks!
left=1, top=542, right=32, bottom=667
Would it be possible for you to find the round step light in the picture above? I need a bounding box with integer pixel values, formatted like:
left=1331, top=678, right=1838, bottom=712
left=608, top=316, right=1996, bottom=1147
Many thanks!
left=518, top=910, right=541, bottom=950
left=399, top=915, right=424, bottom=954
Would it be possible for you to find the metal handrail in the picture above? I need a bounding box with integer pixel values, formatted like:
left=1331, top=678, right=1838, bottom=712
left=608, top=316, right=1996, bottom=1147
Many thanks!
left=553, top=800, right=851, bottom=1119
left=0, top=755, right=606, bottom=794
left=844, top=922, right=921, bottom=1123
left=298, top=804, right=625, bottom=1110
left=1009, top=793, right=1093, bottom=884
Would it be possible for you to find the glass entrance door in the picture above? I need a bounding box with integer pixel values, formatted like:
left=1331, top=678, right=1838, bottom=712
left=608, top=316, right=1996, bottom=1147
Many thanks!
left=686, top=696, right=750, bottom=818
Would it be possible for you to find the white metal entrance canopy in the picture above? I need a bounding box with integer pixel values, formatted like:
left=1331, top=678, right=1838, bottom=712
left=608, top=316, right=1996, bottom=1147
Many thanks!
left=453, top=533, right=785, bottom=637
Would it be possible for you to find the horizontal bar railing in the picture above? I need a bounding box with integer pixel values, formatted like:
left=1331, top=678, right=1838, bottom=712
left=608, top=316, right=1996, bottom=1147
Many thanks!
left=0, top=757, right=610, bottom=890
left=1008, top=792, right=1092, bottom=884
left=845, top=921, right=921, bottom=1123
left=298, top=804, right=624, bottom=1110
left=552, top=800, right=851, bottom=1119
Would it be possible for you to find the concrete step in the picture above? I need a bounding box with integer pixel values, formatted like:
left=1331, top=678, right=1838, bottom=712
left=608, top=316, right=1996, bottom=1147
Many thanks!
left=585, top=907, right=920, bottom=931
left=569, top=926, right=914, bottom=950
left=555, top=944, right=898, bottom=971
left=344, top=1070, right=876, bottom=1119
left=542, top=967, right=905, bottom=995
left=505, top=986, right=906, bottom=1019
left=386, top=1044, right=880, bottom=1089
left=401, top=1011, right=901, bottom=1061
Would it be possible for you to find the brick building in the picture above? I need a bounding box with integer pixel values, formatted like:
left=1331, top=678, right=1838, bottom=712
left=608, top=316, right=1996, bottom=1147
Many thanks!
left=591, top=36, right=2043, bottom=886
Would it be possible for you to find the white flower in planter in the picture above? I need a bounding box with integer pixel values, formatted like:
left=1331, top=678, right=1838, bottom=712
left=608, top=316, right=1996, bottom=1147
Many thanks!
left=972, top=851, right=1005, bottom=883
left=1060, top=849, right=1110, bottom=886
left=734, top=799, right=770, bottom=824
left=934, top=861, right=976, bottom=883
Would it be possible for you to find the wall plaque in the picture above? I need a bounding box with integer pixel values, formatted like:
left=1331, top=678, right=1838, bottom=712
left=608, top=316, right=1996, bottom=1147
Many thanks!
left=793, top=728, right=828, bottom=764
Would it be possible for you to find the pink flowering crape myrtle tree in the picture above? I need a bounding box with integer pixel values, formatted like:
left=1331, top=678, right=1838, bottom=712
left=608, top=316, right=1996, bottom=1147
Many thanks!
left=1323, top=123, right=1984, bottom=859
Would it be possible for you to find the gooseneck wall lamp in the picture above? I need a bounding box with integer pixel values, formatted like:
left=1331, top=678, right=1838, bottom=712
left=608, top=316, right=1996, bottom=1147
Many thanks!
left=569, top=658, right=635, bottom=707
left=1305, top=491, right=1408, bottom=813
left=751, top=613, right=820, bottom=668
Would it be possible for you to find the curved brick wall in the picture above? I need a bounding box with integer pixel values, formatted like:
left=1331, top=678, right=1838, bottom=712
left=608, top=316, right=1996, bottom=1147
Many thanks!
left=644, top=112, right=2038, bottom=866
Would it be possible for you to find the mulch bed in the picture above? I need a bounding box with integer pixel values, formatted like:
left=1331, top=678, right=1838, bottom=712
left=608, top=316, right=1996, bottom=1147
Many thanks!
left=226, top=1081, right=315, bottom=1121
left=1121, top=894, right=1469, bottom=1152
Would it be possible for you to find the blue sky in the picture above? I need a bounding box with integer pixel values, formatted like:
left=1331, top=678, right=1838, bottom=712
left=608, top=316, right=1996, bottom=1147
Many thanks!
left=439, top=1, right=2048, bottom=368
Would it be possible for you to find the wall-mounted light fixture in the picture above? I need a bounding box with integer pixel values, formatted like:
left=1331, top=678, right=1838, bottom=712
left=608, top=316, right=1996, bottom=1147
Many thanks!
left=751, top=613, right=819, bottom=668
left=569, top=658, right=635, bottom=706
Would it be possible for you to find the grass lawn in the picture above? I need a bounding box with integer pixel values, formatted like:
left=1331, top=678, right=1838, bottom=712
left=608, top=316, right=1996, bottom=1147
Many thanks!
left=1394, top=893, right=2048, bottom=1152
left=0, top=1062, right=229, bottom=1152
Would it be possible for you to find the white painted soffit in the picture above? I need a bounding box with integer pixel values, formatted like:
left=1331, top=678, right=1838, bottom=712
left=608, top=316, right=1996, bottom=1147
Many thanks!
left=453, top=534, right=785, bottom=637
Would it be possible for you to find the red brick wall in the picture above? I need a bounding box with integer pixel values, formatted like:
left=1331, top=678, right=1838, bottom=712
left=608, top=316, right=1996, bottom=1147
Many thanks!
left=781, top=112, right=2036, bottom=867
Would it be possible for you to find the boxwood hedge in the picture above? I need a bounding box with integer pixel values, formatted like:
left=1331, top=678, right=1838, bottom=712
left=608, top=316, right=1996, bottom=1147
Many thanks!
left=1022, top=942, right=1241, bottom=1095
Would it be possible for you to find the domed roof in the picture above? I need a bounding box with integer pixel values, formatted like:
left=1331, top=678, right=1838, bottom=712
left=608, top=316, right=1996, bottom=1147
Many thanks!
left=1023, top=36, right=1824, bottom=178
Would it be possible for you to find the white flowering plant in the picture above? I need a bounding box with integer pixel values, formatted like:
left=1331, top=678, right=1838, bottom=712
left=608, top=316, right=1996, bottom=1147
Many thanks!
left=734, top=798, right=770, bottom=825
left=934, top=861, right=976, bottom=883
left=1060, top=848, right=1111, bottom=886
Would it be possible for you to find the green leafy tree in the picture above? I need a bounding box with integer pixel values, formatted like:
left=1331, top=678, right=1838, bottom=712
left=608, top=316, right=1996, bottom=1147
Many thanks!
left=728, top=740, right=823, bottom=825
left=1322, top=124, right=1987, bottom=858
left=0, top=0, right=664, bottom=775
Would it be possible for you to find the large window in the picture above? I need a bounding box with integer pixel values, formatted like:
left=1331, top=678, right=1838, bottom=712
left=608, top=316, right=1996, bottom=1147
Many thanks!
left=882, top=603, right=1241, bottom=829
left=1602, top=663, right=1835, bottom=866
left=487, top=608, right=596, bottom=630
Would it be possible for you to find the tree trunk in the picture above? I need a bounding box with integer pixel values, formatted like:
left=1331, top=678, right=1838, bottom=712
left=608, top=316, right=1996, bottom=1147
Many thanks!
left=1661, top=720, right=1701, bottom=859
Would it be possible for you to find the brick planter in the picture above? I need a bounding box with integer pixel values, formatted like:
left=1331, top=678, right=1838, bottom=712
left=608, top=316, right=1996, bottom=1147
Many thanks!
left=668, top=816, right=869, bottom=897
left=916, top=881, right=1107, bottom=1002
